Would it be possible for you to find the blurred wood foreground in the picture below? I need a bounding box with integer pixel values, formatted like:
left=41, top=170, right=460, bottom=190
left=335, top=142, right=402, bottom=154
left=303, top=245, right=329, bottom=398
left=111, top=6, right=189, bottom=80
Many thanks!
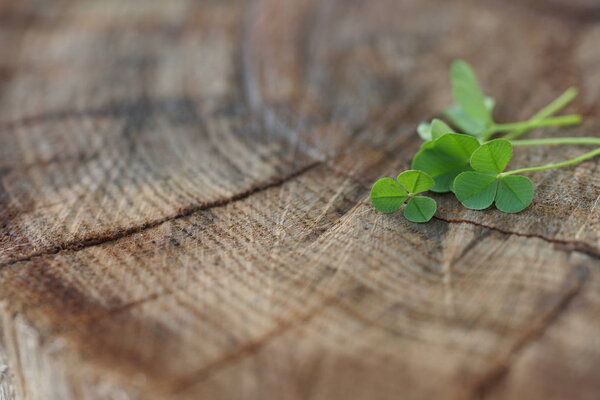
left=1, top=0, right=600, bottom=399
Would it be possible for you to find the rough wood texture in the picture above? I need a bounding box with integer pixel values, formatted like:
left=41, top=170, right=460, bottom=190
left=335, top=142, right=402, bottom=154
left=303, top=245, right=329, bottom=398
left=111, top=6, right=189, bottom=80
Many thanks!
left=1, top=0, right=600, bottom=399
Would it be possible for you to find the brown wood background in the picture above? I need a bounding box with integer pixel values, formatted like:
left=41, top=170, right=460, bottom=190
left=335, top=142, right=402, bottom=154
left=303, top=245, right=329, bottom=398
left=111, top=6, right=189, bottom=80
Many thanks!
left=1, top=0, right=600, bottom=399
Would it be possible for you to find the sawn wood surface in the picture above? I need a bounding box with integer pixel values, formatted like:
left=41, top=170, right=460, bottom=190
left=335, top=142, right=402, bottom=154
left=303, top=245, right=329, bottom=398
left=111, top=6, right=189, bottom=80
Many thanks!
left=1, top=0, right=600, bottom=399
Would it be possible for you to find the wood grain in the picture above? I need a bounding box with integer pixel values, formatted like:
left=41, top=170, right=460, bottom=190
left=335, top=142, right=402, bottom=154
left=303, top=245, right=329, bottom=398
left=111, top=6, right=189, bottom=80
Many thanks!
left=0, top=0, right=599, bottom=399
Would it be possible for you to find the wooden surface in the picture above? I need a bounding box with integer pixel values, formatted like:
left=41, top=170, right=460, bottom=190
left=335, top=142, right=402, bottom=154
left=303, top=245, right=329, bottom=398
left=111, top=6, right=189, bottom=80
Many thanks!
left=1, top=0, right=600, bottom=399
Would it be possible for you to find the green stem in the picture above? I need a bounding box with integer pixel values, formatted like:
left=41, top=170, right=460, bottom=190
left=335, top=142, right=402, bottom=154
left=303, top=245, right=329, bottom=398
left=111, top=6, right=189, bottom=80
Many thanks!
left=491, top=115, right=581, bottom=134
left=501, top=147, right=600, bottom=176
left=510, top=137, right=600, bottom=147
left=503, top=87, right=579, bottom=140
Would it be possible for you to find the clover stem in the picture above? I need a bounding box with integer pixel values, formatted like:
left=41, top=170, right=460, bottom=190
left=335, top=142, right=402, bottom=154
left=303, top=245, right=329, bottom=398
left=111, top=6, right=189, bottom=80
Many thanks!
left=481, top=126, right=495, bottom=141
left=501, top=147, right=600, bottom=176
left=502, top=87, right=579, bottom=140
left=491, top=115, right=581, bottom=134
left=510, top=137, right=600, bottom=147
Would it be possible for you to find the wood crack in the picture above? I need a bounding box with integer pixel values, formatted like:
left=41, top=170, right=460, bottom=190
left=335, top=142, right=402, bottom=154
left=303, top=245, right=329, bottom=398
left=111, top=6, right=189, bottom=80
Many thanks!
left=170, top=293, right=342, bottom=395
left=0, top=161, right=321, bottom=270
left=486, top=0, right=600, bottom=25
left=0, top=151, right=101, bottom=175
left=435, top=216, right=600, bottom=260
left=464, top=264, right=589, bottom=400
left=0, top=97, right=233, bottom=132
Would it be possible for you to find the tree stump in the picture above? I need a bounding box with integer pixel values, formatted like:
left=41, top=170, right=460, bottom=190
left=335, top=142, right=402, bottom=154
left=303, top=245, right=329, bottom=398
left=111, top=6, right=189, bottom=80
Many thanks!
left=1, top=0, right=600, bottom=399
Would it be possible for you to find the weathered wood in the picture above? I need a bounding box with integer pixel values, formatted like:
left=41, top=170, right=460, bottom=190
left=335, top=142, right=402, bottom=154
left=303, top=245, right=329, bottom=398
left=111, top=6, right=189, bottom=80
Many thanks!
left=1, top=0, right=600, bottom=399
left=0, top=347, right=15, bottom=400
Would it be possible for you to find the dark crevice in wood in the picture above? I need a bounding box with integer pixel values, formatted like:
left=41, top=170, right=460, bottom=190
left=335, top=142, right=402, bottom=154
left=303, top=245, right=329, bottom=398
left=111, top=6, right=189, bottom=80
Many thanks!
left=483, top=0, right=600, bottom=25
left=79, top=188, right=367, bottom=327
left=169, top=279, right=431, bottom=396
left=435, top=216, right=600, bottom=260
left=81, top=185, right=365, bottom=322
left=0, top=151, right=101, bottom=174
left=0, top=96, right=241, bottom=132
left=465, top=264, right=589, bottom=400
left=98, top=292, right=167, bottom=321
left=0, top=161, right=322, bottom=271
left=170, top=293, right=341, bottom=395
left=0, top=98, right=250, bottom=178
left=171, top=275, right=483, bottom=395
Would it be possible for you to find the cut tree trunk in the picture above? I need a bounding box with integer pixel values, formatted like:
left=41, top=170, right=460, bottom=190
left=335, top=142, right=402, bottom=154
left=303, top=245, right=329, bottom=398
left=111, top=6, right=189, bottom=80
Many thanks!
left=1, top=0, right=600, bottom=399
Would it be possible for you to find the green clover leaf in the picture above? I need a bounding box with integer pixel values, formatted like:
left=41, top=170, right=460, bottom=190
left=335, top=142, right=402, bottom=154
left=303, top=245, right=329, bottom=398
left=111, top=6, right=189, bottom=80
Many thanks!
left=453, top=139, right=534, bottom=213
left=417, top=122, right=432, bottom=141
left=396, top=169, right=435, bottom=194
left=450, top=60, right=493, bottom=126
left=453, top=171, right=498, bottom=210
left=370, top=177, right=408, bottom=214
left=443, top=59, right=495, bottom=139
left=412, top=133, right=480, bottom=192
left=495, top=175, right=534, bottom=213
left=470, top=138, right=512, bottom=173
left=404, top=196, right=437, bottom=223
left=370, top=170, right=437, bottom=222
left=417, top=118, right=456, bottom=142
left=444, top=96, right=495, bottom=138
left=371, top=60, right=586, bottom=223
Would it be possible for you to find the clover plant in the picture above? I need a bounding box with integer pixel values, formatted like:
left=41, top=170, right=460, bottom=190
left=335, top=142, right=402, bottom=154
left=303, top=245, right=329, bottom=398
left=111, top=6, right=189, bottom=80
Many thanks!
left=371, top=60, right=600, bottom=222
left=371, top=170, right=437, bottom=222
